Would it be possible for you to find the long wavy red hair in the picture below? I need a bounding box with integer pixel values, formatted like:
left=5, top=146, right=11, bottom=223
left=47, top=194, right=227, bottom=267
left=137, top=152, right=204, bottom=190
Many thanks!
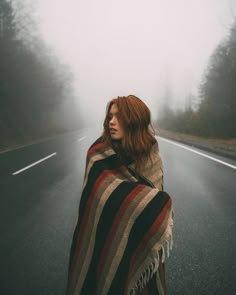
left=102, top=95, right=157, bottom=173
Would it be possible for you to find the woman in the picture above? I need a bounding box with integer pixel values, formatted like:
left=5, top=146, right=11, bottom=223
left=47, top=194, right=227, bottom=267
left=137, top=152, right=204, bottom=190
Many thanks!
left=66, top=95, right=173, bottom=295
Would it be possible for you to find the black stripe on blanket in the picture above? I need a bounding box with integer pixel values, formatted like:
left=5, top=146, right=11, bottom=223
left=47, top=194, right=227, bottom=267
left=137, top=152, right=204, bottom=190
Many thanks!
left=82, top=181, right=138, bottom=294
left=108, top=191, right=170, bottom=294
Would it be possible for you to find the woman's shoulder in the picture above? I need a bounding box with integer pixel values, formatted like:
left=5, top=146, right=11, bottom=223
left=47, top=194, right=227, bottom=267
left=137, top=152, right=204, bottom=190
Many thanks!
left=89, top=136, right=103, bottom=148
left=87, top=136, right=110, bottom=155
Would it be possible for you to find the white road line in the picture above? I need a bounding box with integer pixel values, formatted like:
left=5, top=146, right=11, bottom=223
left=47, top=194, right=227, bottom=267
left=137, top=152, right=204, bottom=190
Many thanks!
left=12, top=152, right=57, bottom=175
left=78, top=136, right=86, bottom=142
left=157, top=136, right=236, bottom=170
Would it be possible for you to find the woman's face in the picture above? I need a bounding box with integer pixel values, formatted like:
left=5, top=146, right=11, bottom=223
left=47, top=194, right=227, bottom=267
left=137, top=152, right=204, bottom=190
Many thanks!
left=108, top=104, right=124, bottom=141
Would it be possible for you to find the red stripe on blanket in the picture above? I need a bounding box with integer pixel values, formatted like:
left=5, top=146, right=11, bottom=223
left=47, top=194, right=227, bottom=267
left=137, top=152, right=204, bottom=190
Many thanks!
left=126, top=198, right=172, bottom=291
left=97, top=184, right=146, bottom=280
left=68, top=169, right=111, bottom=281
left=88, top=142, right=107, bottom=155
left=68, top=166, right=127, bottom=283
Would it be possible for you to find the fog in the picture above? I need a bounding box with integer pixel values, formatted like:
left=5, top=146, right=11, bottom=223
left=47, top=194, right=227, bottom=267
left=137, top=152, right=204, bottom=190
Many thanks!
left=35, top=0, right=235, bottom=125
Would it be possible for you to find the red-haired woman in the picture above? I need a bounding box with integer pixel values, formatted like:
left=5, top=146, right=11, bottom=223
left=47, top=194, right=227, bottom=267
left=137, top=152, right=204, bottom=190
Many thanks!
left=66, top=95, right=173, bottom=295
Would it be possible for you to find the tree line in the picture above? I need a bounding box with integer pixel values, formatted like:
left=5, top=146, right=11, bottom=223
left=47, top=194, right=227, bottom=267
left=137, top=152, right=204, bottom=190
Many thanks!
left=0, top=0, right=81, bottom=150
left=158, top=21, right=236, bottom=139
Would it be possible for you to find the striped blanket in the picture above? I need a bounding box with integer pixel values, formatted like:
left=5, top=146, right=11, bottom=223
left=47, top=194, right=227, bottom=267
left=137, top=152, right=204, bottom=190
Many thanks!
left=66, top=138, right=173, bottom=295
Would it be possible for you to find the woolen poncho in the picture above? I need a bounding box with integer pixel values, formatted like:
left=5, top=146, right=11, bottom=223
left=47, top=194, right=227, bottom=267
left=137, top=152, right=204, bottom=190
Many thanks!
left=66, top=137, right=173, bottom=295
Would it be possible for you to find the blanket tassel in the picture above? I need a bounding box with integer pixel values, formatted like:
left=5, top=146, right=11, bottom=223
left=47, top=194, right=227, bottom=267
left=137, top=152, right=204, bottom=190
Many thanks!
left=129, top=235, right=173, bottom=295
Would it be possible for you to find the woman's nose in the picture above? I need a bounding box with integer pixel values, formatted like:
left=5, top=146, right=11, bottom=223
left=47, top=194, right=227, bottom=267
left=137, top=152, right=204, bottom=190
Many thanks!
left=110, top=116, right=116, bottom=125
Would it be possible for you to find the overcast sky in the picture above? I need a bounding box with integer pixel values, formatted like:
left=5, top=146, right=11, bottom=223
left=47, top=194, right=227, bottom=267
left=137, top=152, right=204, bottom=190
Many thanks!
left=34, top=0, right=235, bottom=124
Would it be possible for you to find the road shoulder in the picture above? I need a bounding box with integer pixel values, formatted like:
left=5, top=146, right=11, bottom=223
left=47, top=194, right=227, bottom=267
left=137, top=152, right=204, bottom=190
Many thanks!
left=156, top=129, right=236, bottom=161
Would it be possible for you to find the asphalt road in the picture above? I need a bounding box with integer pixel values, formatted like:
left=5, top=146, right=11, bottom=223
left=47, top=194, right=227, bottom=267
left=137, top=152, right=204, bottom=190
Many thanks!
left=0, top=128, right=235, bottom=295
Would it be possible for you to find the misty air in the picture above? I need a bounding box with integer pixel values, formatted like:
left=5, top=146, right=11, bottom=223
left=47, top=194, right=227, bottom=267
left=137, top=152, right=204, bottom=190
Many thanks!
left=0, top=0, right=235, bottom=294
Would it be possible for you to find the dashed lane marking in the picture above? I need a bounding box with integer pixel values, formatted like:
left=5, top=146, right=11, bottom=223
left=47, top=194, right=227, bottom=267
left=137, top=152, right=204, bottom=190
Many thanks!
left=12, top=152, right=57, bottom=175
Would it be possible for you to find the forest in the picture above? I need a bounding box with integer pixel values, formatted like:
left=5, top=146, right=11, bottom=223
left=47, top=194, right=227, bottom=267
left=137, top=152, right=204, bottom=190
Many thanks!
left=0, top=0, right=81, bottom=150
left=158, top=20, right=236, bottom=138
